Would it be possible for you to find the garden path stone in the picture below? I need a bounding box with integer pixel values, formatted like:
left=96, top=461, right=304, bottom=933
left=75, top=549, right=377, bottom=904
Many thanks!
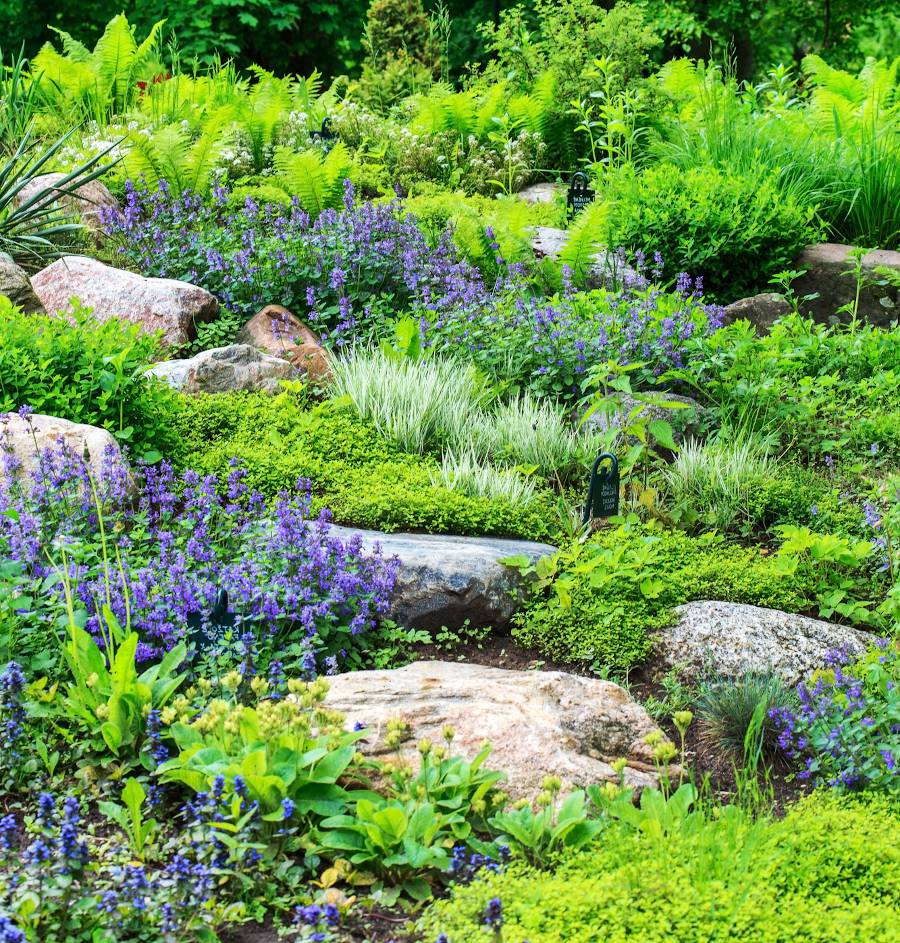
left=517, top=182, right=562, bottom=204
left=0, top=412, right=133, bottom=488
left=31, top=256, right=218, bottom=347
left=580, top=392, right=706, bottom=446
left=328, top=526, right=555, bottom=631
left=655, top=600, right=872, bottom=685
left=792, top=243, right=900, bottom=327
left=0, top=252, right=44, bottom=314
left=14, top=173, right=120, bottom=238
left=322, top=660, right=667, bottom=797
left=236, top=305, right=331, bottom=381
left=146, top=344, right=294, bottom=394
left=722, top=292, right=793, bottom=333
left=531, top=226, right=639, bottom=290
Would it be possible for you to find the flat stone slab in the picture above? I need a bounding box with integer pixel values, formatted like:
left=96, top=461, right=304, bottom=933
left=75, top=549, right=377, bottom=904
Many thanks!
left=793, top=243, right=899, bottom=327
left=655, top=600, right=872, bottom=684
left=323, top=660, right=666, bottom=797
left=329, top=526, right=555, bottom=630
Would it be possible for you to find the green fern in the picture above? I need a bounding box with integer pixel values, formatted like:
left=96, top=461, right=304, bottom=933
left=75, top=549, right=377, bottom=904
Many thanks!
left=123, top=107, right=233, bottom=194
left=559, top=200, right=609, bottom=285
left=33, top=13, right=165, bottom=123
left=272, top=142, right=351, bottom=215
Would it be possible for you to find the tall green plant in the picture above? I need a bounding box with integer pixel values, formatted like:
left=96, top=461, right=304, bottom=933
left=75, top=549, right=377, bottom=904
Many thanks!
left=32, top=13, right=166, bottom=124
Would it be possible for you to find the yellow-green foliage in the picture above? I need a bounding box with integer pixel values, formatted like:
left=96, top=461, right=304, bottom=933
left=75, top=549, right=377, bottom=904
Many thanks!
left=33, top=14, right=165, bottom=122
left=404, top=191, right=562, bottom=272
left=419, top=792, right=900, bottom=943
left=168, top=389, right=556, bottom=541
left=271, top=142, right=353, bottom=214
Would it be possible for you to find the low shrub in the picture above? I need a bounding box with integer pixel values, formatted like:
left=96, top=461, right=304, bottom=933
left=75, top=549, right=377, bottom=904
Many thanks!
left=603, top=163, right=822, bottom=301
left=169, top=389, right=556, bottom=541
left=678, top=315, right=900, bottom=463
left=0, top=297, right=176, bottom=458
left=511, top=524, right=805, bottom=671
left=424, top=272, right=724, bottom=404
left=418, top=791, right=900, bottom=943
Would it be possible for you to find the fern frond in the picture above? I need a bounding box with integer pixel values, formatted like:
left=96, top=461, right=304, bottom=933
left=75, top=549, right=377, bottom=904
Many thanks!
left=92, top=13, right=139, bottom=114
left=559, top=201, right=609, bottom=285
left=47, top=28, right=91, bottom=62
left=474, top=83, right=507, bottom=137
left=273, top=142, right=350, bottom=215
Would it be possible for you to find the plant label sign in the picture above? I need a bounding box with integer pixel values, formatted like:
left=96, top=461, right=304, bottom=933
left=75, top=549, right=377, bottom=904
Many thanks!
left=311, top=117, right=337, bottom=153
left=584, top=452, right=620, bottom=523
left=567, top=171, right=595, bottom=217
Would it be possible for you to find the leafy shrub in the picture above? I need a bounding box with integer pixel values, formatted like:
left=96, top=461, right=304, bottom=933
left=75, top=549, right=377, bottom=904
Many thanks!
left=0, top=297, right=176, bottom=458
left=511, top=524, right=804, bottom=671
left=169, top=389, right=557, bottom=541
left=677, top=315, right=900, bottom=462
left=423, top=269, right=724, bottom=404
left=603, top=163, right=821, bottom=301
left=772, top=641, right=899, bottom=794
left=419, top=791, right=900, bottom=943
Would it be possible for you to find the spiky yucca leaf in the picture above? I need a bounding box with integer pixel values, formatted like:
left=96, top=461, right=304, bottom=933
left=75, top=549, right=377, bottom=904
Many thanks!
left=0, top=124, right=118, bottom=267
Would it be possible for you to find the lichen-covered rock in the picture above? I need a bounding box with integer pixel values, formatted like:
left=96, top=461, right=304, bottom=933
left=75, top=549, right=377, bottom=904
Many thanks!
left=0, top=412, right=132, bottom=488
left=722, top=292, right=793, bottom=333
left=146, top=344, right=294, bottom=394
left=15, top=173, right=120, bottom=237
left=531, top=226, right=639, bottom=290
left=323, top=661, right=667, bottom=797
left=0, top=253, right=44, bottom=314
left=792, top=244, right=899, bottom=327
left=328, top=526, right=555, bottom=630
left=236, top=305, right=331, bottom=381
left=655, top=601, right=872, bottom=684
left=30, top=256, right=218, bottom=347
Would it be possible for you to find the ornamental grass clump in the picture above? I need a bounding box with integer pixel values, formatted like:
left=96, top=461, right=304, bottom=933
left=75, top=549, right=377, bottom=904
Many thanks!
left=0, top=427, right=398, bottom=674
